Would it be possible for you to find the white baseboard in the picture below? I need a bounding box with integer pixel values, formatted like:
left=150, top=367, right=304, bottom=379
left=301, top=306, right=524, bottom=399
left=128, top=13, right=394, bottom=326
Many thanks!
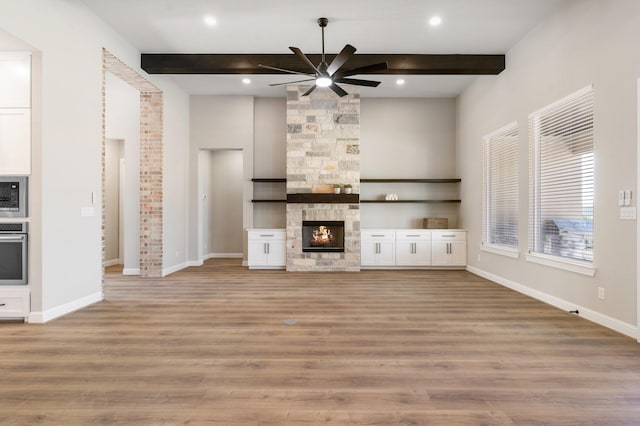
left=466, top=265, right=638, bottom=339
left=103, top=259, right=121, bottom=267
left=162, top=262, right=189, bottom=277
left=204, top=252, right=243, bottom=259
left=187, top=260, right=204, bottom=267
left=29, top=291, right=104, bottom=324
left=122, top=268, right=140, bottom=276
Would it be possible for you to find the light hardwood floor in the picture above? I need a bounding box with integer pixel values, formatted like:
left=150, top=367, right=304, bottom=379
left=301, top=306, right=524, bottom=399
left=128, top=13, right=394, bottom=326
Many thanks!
left=2, top=258, right=640, bottom=425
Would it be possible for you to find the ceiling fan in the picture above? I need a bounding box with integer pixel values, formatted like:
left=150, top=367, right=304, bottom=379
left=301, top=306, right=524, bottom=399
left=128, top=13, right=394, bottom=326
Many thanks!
left=258, top=17, right=388, bottom=97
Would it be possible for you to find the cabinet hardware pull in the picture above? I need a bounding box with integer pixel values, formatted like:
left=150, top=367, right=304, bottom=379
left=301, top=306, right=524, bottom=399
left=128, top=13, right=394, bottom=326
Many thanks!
left=442, top=234, right=456, bottom=238
left=371, top=235, right=385, bottom=237
left=407, top=235, right=420, bottom=237
left=266, top=243, right=270, bottom=254
left=260, top=235, right=274, bottom=237
left=0, top=303, right=6, bottom=307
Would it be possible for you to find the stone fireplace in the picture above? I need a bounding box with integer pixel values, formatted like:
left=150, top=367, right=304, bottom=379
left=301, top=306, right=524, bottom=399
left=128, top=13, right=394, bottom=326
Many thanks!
left=286, top=85, right=361, bottom=272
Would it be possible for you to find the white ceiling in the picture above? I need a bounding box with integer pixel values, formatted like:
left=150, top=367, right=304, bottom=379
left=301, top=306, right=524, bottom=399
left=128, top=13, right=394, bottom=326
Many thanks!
left=81, top=0, right=567, bottom=97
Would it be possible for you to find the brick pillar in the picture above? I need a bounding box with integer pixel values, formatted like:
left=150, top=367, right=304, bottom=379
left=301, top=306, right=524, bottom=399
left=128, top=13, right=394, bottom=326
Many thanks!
left=139, top=92, right=163, bottom=277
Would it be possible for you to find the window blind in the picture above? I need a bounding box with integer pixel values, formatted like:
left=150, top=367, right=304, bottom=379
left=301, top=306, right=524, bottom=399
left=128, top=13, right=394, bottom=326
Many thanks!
left=528, top=85, right=594, bottom=263
left=482, top=122, right=519, bottom=250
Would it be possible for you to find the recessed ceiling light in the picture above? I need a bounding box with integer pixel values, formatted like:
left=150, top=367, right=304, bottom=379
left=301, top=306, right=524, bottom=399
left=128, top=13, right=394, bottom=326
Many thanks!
left=204, top=15, right=217, bottom=27
left=242, top=78, right=251, bottom=85
left=396, top=79, right=405, bottom=86
left=429, top=16, right=442, bottom=27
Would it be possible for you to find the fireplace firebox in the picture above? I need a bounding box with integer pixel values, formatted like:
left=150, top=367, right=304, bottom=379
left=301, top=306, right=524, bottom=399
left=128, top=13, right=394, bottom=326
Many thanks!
left=302, top=221, right=345, bottom=252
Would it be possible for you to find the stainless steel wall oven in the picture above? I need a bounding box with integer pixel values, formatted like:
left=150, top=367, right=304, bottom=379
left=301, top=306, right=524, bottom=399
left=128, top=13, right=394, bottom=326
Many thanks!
left=0, top=176, right=28, bottom=218
left=0, top=222, right=28, bottom=285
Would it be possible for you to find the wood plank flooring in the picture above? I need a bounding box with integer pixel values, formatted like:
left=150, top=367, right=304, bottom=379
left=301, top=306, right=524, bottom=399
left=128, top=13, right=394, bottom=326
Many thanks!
left=2, top=258, right=640, bottom=425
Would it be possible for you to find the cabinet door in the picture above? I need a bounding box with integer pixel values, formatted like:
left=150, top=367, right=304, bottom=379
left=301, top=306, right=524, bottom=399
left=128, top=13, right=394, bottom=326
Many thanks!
left=431, top=241, right=467, bottom=266
left=431, top=241, right=450, bottom=266
left=376, top=241, right=395, bottom=265
left=361, top=240, right=378, bottom=266
left=449, top=241, right=467, bottom=266
left=396, top=240, right=431, bottom=266
left=0, top=109, right=30, bottom=175
left=361, top=239, right=395, bottom=266
left=266, top=240, right=286, bottom=267
left=0, top=53, right=31, bottom=108
left=248, top=240, right=268, bottom=266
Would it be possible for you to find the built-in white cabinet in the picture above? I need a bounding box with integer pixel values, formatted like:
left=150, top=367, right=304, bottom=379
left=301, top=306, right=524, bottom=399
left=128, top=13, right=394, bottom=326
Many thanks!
left=0, top=53, right=31, bottom=108
left=395, top=230, right=431, bottom=266
left=361, top=229, right=466, bottom=268
left=0, top=287, right=30, bottom=321
left=247, top=229, right=286, bottom=269
left=431, top=230, right=467, bottom=266
left=0, top=52, right=31, bottom=175
left=0, top=108, right=31, bottom=175
left=361, top=230, right=396, bottom=266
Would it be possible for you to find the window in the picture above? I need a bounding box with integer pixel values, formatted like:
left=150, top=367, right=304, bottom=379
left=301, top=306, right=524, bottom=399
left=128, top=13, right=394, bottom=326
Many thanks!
left=482, top=122, right=519, bottom=255
left=528, top=85, right=594, bottom=269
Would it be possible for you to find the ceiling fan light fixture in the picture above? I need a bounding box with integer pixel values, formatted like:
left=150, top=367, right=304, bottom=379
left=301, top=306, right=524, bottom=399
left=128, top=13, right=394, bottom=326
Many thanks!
left=316, top=76, right=332, bottom=87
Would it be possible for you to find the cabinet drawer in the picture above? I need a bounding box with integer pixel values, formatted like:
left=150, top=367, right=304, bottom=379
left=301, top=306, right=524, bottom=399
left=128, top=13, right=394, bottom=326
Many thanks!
left=431, top=231, right=466, bottom=241
left=248, top=229, right=285, bottom=241
left=396, top=230, right=430, bottom=240
left=0, top=292, right=29, bottom=318
left=361, top=230, right=395, bottom=241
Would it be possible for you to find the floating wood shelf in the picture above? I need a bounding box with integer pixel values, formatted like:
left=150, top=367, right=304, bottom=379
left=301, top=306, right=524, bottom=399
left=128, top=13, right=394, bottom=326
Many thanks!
left=360, top=178, right=461, bottom=183
left=360, top=199, right=461, bottom=203
left=251, top=199, right=287, bottom=203
left=251, top=178, right=286, bottom=182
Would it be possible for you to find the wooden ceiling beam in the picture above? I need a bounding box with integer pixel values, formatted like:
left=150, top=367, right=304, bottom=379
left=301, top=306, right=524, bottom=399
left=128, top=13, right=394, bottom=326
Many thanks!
left=141, top=53, right=505, bottom=75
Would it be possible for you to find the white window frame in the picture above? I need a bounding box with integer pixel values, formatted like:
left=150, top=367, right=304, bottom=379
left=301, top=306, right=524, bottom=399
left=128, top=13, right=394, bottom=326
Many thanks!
left=527, top=85, right=596, bottom=277
left=481, top=121, right=520, bottom=259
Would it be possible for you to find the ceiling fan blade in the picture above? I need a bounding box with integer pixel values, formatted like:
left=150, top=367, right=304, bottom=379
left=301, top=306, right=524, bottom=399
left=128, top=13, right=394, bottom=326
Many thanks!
left=327, top=44, right=356, bottom=76
left=302, top=85, right=317, bottom=96
left=329, top=83, right=348, bottom=97
left=334, top=77, right=381, bottom=87
left=336, top=61, right=388, bottom=78
left=269, top=78, right=316, bottom=87
left=289, top=47, right=319, bottom=74
left=258, top=64, right=313, bottom=76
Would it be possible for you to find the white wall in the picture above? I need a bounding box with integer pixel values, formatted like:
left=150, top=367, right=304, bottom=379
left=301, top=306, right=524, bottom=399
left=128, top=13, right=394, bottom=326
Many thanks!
left=360, top=98, right=458, bottom=229
left=158, top=76, right=190, bottom=276
left=189, top=96, right=254, bottom=263
left=0, top=0, right=190, bottom=320
left=457, top=0, right=639, bottom=331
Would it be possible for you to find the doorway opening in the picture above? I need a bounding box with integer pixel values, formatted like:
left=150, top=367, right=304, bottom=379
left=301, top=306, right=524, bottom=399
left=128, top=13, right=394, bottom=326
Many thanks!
left=198, top=149, right=244, bottom=261
left=102, top=50, right=163, bottom=282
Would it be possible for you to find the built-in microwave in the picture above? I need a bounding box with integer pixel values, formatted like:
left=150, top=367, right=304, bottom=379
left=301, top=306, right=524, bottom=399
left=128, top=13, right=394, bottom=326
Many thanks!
left=0, top=176, right=27, bottom=218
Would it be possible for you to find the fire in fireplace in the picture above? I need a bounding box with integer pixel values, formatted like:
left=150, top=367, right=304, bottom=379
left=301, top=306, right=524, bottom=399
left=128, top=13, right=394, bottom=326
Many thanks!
left=302, top=221, right=345, bottom=252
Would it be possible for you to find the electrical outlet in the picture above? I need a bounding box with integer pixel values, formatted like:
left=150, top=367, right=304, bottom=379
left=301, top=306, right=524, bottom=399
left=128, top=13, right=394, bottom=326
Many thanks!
left=597, top=287, right=605, bottom=300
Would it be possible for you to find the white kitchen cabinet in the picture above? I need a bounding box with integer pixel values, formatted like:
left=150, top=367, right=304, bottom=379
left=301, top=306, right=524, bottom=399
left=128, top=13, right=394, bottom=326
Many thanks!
left=0, top=108, right=31, bottom=175
left=247, top=229, right=286, bottom=269
left=0, top=287, right=30, bottom=321
left=361, top=230, right=395, bottom=266
left=0, top=52, right=31, bottom=108
left=395, top=230, right=431, bottom=266
left=431, top=230, right=467, bottom=266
